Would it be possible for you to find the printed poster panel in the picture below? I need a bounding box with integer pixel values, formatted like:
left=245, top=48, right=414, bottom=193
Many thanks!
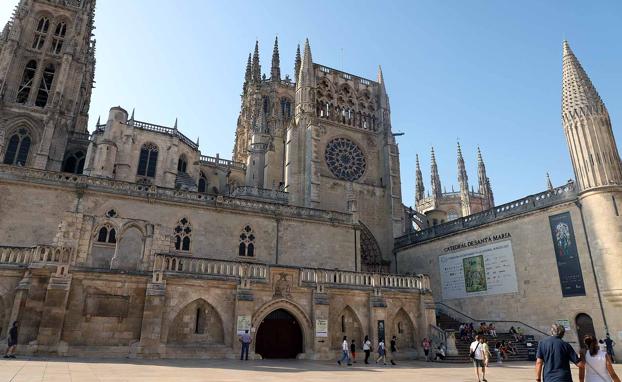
left=549, top=212, right=586, bottom=297
left=440, top=240, right=518, bottom=300
left=236, top=315, right=252, bottom=335
left=315, top=319, right=328, bottom=337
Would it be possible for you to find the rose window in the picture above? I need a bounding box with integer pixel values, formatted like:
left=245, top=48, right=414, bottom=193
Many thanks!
left=325, top=138, right=366, bottom=181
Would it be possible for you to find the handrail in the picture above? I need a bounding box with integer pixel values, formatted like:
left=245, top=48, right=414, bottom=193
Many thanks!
left=436, top=302, right=549, bottom=338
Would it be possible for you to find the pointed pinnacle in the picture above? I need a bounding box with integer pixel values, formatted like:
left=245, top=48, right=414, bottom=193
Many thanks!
left=174, top=118, right=178, bottom=130
left=130, top=108, right=135, bottom=121
left=562, top=40, right=605, bottom=115
left=477, top=146, right=483, bottom=162
left=377, top=65, right=384, bottom=84
left=457, top=141, right=463, bottom=158
left=416, top=154, right=420, bottom=168
left=96, top=115, right=101, bottom=125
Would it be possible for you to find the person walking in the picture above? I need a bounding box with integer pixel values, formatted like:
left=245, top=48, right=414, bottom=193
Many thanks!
left=579, top=335, right=620, bottom=382
left=422, top=337, right=431, bottom=361
left=535, top=323, right=584, bottom=382
left=470, top=335, right=487, bottom=382
left=482, top=337, right=491, bottom=368
left=350, top=339, right=357, bottom=363
left=376, top=338, right=386, bottom=365
left=337, top=336, right=351, bottom=366
left=389, top=335, right=398, bottom=365
left=363, top=335, right=372, bottom=364
left=238, top=329, right=252, bottom=360
left=604, top=334, right=616, bottom=363
left=3, top=321, right=18, bottom=359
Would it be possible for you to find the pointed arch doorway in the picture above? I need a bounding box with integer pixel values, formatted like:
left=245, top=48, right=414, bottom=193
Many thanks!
left=575, top=313, right=596, bottom=348
left=255, top=309, right=303, bottom=359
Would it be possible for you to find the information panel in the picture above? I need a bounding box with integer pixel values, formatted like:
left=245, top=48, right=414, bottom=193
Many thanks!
left=439, top=240, right=518, bottom=300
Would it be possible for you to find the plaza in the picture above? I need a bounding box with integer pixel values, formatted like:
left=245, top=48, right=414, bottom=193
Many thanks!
left=3, top=358, right=621, bottom=382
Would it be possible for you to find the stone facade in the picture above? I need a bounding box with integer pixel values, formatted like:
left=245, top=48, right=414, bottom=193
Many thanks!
left=0, top=0, right=432, bottom=360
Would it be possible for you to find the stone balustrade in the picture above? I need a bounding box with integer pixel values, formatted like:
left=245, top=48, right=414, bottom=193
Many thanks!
left=199, top=155, right=246, bottom=170
left=0, top=245, right=75, bottom=266
left=300, top=268, right=429, bottom=290
left=154, top=253, right=268, bottom=280
left=397, top=182, right=578, bottom=248
left=230, top=185, right=289, bottom=204
left=0, top=164, right=353, bottom=225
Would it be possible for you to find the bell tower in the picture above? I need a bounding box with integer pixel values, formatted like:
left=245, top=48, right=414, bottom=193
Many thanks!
left=0, top=0, right=96, bottom=171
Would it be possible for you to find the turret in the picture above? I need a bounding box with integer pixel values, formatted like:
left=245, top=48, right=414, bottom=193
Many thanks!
left=295, top=39, right=315, bottom=117
left=245, top=107, right=270, bottom=188
left=457, top=142, right=471, bottom=216
left=271, top=36, right=280, bottom=81
left=415, top=154, right=425, bottom=203
left=562, top=41, right=622, bottom=190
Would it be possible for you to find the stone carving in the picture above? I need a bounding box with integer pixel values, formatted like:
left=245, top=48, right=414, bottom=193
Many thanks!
left=273, top=272, right=292, bottom=299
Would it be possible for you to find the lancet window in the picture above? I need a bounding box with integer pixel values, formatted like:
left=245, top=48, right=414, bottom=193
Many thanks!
left=32, top=17, right=50, bottom=50
left=16, top=61, right=37, bottom=104
left=3, top=128, right=31, bottom=166
left=137, top=143, right=158, bottom=177
left=174, top=218, right=192, bottom=252
left=238, top=225, right=255, bottom=257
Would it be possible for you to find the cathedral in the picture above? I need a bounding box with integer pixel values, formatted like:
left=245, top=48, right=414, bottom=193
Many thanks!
left=0, top=0, right=620, bottom=361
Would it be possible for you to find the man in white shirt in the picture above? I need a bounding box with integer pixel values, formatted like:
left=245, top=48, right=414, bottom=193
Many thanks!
left=337, top=336, right=352, bottom=366
left=470, top=335, right=487, bottom=382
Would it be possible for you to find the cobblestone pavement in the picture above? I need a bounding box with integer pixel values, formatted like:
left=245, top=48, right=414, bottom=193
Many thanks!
left=1, top=358, right=621, bottom=382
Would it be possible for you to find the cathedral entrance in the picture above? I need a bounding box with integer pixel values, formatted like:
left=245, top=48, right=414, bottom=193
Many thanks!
left=575, top=313, right=596, bottom=348
left=255, top=309, right=303, bottom=359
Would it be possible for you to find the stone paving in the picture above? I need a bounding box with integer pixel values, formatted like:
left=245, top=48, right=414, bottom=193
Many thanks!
left=1, top=358, right=621, bottom=382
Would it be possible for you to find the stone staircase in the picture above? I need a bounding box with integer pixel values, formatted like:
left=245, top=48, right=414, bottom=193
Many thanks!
left=436, top=312, right=537, bottom=363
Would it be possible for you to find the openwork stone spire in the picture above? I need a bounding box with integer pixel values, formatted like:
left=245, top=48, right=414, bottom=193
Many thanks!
left=561, top=41, right=622, bottom=190
left=294, top=44, right=301, bottom=83
left=415, top=154, right=424, bottom=203
left=477, top=147, right=494, bottom=208
left=430, top=147, right=442, bottom=200
left=457, top=142, right=471, bottom=216
left=271, top=36, right=280, bottom=81
left=251, top=40, right=261, bottom=83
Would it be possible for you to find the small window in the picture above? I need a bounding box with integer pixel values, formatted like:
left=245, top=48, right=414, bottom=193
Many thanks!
left=50, top=22, right=67, bottom=54
left=197, top=172, right=207, bottom=193
left=35, top=64, right=55, bottom=107
left=177, top=155, right=188, bottom=173
left=3, top=128, right=31, bottom=166
left=195, top=307, right=205, bottom=334
left=137, top=143, right=158, bottom=177
left=174, top=218, right=192, bottom=252
left=341, top=315, right=346, bottom=333
left=96, top=225, right=116, bottom=244
left=62, top=151, right=85, bottom=174
left=32, top=17, right=50, bottom=50
left=238, top=225, right=255, bottom=257
left=16, top=60, right=37, bottom=104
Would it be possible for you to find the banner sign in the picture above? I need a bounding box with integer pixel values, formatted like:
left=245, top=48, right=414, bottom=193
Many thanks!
left=549, top=212, right=586, bottom=297
left=315, top=319, right=328, bottom=337
left=439, top=240, right=518, bottom=300
left=236, top=315, right=252, bottom=335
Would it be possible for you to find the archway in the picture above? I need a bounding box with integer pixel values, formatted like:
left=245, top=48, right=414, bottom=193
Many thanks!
left=392, top=308, right=416, bottom=350
left=255, top=309, right=303, bottom=359
left=332, top=306, right=363, bottom=350
left=167, top=299, right=224, bottom=345
left=575, top=313, right=595, bottom=348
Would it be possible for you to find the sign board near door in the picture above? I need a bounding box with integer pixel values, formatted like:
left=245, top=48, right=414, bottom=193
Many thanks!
left=315, top=319, right=328, bottom=337
left=237, top=315, right=251, bottom=335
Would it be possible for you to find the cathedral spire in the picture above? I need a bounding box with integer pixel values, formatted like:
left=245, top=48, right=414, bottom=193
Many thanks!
left=295, top=39, right=315, bottom=115
left=430, top=147, right=442, bottom=200
left=477, top=146, right=494, bottom=209
left=377, top=65, right=389, bottom=111
left=561, top=41, right=622, bottom=190
left=251, top=40, right=261, bottom=83
left=415, top=154, right=425, bottom=203
left=457, top=142, right=471, bottom=216
left=271, top=36, right=280, bottom=81
left=546, top=172, right=554, bottom=191
left=244, top=53, right=252, bottom=85
left=294, top=44, right=301, bottom=83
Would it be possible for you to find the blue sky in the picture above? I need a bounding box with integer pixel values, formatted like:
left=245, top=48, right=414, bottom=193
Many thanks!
left=2, top=0, right=621, bottom=207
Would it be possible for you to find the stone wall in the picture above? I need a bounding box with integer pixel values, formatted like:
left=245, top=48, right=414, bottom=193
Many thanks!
left=396, top=201, right=606, bottom=347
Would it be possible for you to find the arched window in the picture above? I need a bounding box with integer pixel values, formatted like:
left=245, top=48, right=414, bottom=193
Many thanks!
left=341, top=315, right=346, bottom=333
left=3, top=128, right=31, bottom=166
left=16, top=60, right=37, bottom=104
left=96, top=225, right=116, bottom=244
left=32, top=17, right=50, bottom=50
left=35, top=64, right=55, bottom=107
left=174, top=218, right=192, bottom=252
left=137, top=143, right=158, bottom=177
left=50, top=22, right=67, bottom=54
left=195, top=307, right=205, bottom=334
left=177, top=154, right=187, bottom=173
left=197, top=172, right=207, bottom=193
left=238, top=225, right=255, bottom=257
left=62, top=151, right=85, bottom=174
left=280, top=98, right=291, bottom=118
left=263, top=96, right=270, bottom=114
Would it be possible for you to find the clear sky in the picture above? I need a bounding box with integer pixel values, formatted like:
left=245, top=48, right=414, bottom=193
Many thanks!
left=2, top=0, right=621, bottom=207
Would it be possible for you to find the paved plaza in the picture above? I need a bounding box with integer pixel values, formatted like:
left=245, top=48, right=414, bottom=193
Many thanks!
left=2, top=358, right=621, bottom=382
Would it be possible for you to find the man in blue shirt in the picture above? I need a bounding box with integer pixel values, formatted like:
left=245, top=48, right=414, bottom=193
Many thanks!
left=535, top=324, right=584, bottom=382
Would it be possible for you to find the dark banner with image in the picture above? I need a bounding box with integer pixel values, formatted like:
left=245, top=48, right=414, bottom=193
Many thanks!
left=549, top=212, right=586, bottom=297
